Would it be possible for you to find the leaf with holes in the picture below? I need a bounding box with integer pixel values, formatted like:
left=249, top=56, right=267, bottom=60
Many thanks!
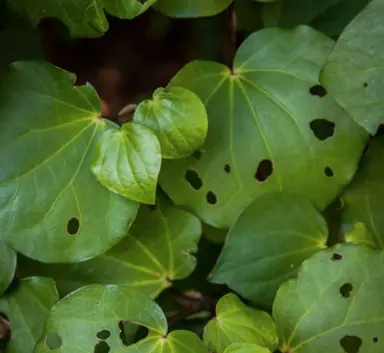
left=16, top=197, right=202, bottom=297
left=134, top=87, right=208, bottom=159
left=321, top=0, right=384, bottom=134
left=91, top=122, right=161, bottom=205
left=0, top=61, right=138, bottom=263
left=0, top=277, right=58, bottom=353
left=224, top=343, right=271, bottom=353
left=155, top=0, right=233, bottom=17
left=209, top=193, right=328, bottom=308
left=273, top=244, right=384, bottom=353
left=160, top=26, right=367, bottom=229
left=203, top=293, right=278, bottom=353
left=34, top=285, right=208, bottom=353
left=0, top=243, right=16, bottom=296
left=9, top=0, right=156, bottom=37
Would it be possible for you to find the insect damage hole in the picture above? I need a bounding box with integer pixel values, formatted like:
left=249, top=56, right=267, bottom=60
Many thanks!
left=332, top=253, right=343, bottom=261
left=309, top=84, right=327, bottom=97
left=325, top=166, right=334, bottom=177
left=310, top=119, right=335, bottom=141
left=224, top=164, right=231, bottom=173
left=340, top=335, right=362, bottom=353
left=45, top=332, right=62, bottom=350
left=185, top=169, right=203, bottom=190
left=255, top=159, right=273, bottom=182
left=373, top=337, right=379, bottom=343
left=206, top=191, right=217, bottom=205
left=67, top=217, right=80, bottom=235
left=97, top=330, right=111, bottom=340
left=340, top=283, right=353, bottom=298
left=94, top=341, right=110, bottom=353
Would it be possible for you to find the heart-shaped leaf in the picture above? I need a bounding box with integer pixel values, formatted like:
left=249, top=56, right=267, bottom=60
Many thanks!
left=17, top=197, right=202, bottom=297
left=0, top=277, right=58, bottom=353
left=134, top=87, right=208, bottom=159
left=203, top=293, right=278, bottom=353
left=91, top=122, right=161, bottom=204
left=321, top=0, right=384, bottom=134
left=273, top=244, right=384, bottom=353
left=155, top=0, right=233, bottom=17
left=0, top=61, right=138, bottom=263
left=224, top=343, right=271, bottom=353
left=9, top=0, right=156, bottom=37
left=210, top=193, right=328, bottom=308
left=35, top=285, right=208, bottom=353
left=160, top=26, right=367, bottom=229
left=0, top=243, right=16, bottom=296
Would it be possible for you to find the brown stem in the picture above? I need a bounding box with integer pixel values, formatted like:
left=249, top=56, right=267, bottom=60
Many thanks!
left=0, top=315, right=10, bottom=340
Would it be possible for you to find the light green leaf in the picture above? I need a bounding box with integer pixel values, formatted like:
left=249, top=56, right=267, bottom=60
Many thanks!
left=160, top=26, right=367, bottom=229
left=203, top=293, right=278, bottom=353
left=0, top=61, right=138, bottom=263
left=321, top=0, right=384, bottom=134
left=9, top=0, right=156, bottom=37
left=17, top=197, right=202, bottom=297
left=0, top=277, right=58, bottom=353
left=224, top=343, right=271, bottom=353
left=0, top=243, right=16, bottom=296
left=35, top=285, right=208, bottom=353
left=155, top=0, right=232, bottom=17
left=210, top=193, right=328, bottom=308
left=91, top=122, right=161, bottom=205
left=273, top=244, right=384, bottom=353
left=134, top=87, right=208, bottom=159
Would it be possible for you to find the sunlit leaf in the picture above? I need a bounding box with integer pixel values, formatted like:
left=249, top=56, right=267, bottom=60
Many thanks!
left=224, top=343, right=271, bottom=353
left=155, top=0, right=233, bottom=17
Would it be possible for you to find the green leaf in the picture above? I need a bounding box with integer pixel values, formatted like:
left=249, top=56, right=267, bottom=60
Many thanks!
left=0, top=243, right=16, bottom=296
left=210, top=193, right=328, bottom=308
left=155, top=0, right=233, bottom=17
left=273, top=244, right=384, bottom=353
left=340, top=136, right=384, bottom=248
left=224, top=343, right=271, bottom=353
left=91, top=122, right=161, bottom=204
left=9, top=0, right=156, bottom=37
left=134, top=87, right=208, bottom=159
left=0, top=61, right=138, bottom=263
left=17, top=197, right=202, bottom=297
left=0, top=277, right=58, bottom=353
left=35, top=285, right=208, bottom=353
left=160, top=26, right=368, bottom=229
left=203, top=293, right=278, bottom=353
left=321, top=0, right=384, bottom=134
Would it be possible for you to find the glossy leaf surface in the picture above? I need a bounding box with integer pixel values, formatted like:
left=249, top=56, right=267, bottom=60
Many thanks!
left=155, top=0, right=232, bottom=17
left=224, top=343, right=271, bottom=353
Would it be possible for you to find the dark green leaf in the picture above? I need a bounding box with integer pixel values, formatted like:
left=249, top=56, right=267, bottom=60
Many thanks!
left=155, top=0, right=233, bottom=17
left=0, top=243, right=16, bottom=296
left=0, top=61, right=138, bottom=263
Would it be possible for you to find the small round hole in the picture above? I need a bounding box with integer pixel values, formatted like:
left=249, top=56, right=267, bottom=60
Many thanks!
left=97, top=330, right=111, bottom=340
left=206, top=191, right=217, bottom=205
left=309, top=84, right=327, bottom=97
left=67, top=218, right=79, bottom=235
left=363, top=82, right=368, bottom=88
left=255, top=159, right=273, bottom=182
left=325, top=167, right=334, bottom=177
left=45, top=332, right=62, bottom=349
left=340, top=283, right=353, bottom=299
left=373, top=337, right=379, bottom=343
left=331, top=253, right=343, bottom=261
left=224, top=164, right=231, bottom=173
left=185, top=170, right=203, bottom=190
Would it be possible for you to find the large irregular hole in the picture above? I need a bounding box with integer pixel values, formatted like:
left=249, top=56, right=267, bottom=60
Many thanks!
left=45, top=332, right=62, bottom=350
left=340, top=283, right=353, bottom=298
left=340, top=335, right=362, bottom=353
left=255, top=159, right=273, bottom=182
left=67, top=217, right=80, bottom=235
left=325, top=166, right=334, bottom=177
left=97, top=330, right=111, bottom=340
left=206, top=191, right=217, bottom=205
left=185, top=170, right=203, bottom=190
left=94, top=341, right=110, bottom=353
left=309, top=84, right=327, bottom=97
left=310, top=119, right=335, bottom=141
left=332, top=253, right=343, bottom=261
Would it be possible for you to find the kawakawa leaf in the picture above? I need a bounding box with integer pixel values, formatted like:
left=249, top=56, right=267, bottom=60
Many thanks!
left=91, top=122, right=161, bottom=205
left=340, top=136, right=384, bottom=249
left=155, top=0, right=233, bottom=18
left=273, top=244, right=384, bottom=353
left=134, top=87, right=208, bottom=159
left=0, top=61, right=138, bottom=263
left=9, top=0, right=156, bottom=37
left=203, top=293, right=278, bottom=353
left=0, top=277, right=58, bottom=353
left=160, top=26, right=368, bottom=229
left=35, top=285, right=208, bottom=353
left=0, top=243, right=16, bottom=296
left=321, top=0, right=384, bottom=134
left=224, top=343, right=271, bottom=353
left=17, top=196, right=202, bottom=298
left=210, top=193, right=328, bottom=308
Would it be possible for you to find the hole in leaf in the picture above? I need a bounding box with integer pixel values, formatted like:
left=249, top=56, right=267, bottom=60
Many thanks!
left=67, top=217, right=79, bottom=235
left=373, top=337, right=379, bottom=343
left=340, top=283, right=353, bottom=298
left=363, top=82, right=368, bottom=88
left=45, top=332, right=62, bottom=349
left=224, top=164, right=231, bottom=173
left=325, top=166, right=334, bottom=177
left=185, top=170, right=203, bottom=190
left=309, top=84, right=327, bottom=97
left=340, top=335, right=362, bottom=353
left=94, top=341, right=110, bottom=353
left=97, top=330, right=111, bottom=340
left=192, top=150, right=202, bottom=159
left=310, top=119, right=335, bottom=141
left=255, top=159, right=273, bottom=182
left=332, top=253, right=343, bottom=261
left=206, top=191, right=217, bottom=205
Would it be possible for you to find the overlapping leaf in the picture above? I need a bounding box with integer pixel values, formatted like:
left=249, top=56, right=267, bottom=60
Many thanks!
left=0, top=243, right=16, bottom=295
left=155, top=0, right=232, bottom=17
left=273, top=244, right=384, bottom=353
left=160, top=26, right=367, bottom=229
left=210, top=193, right=328, bottom=308
left=224, top=343, right=271, bottom=353
left=0, top=61, right=138, bottom=263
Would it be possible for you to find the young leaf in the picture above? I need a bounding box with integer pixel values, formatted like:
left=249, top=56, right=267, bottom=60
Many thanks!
left=17, top=197, right=202, bottom=297
left=91, top=122, right=161, bottom=205
left=155, top=0, right=233, bottom=17
left=0, top=243, right=16, bottom=296
left=9, top=0, right=156, bottom=37
left=273, top=244, right=384, bottom=353
left=160, top=26, right=367, bottom=229
left=224, top=343, right=271, bottom=353
left=134, top=87, right=208, bottom=159
left=0, top=61, right=138, bottom=263
left=0, top=277, right=58, bottom=353
left=34, top=285, right=208, bottom=353
left=210, top=193, right=328, bottom=308
left=321, top=0, right=384, bottom=134
left=203, top=293, right=278, bottom=353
